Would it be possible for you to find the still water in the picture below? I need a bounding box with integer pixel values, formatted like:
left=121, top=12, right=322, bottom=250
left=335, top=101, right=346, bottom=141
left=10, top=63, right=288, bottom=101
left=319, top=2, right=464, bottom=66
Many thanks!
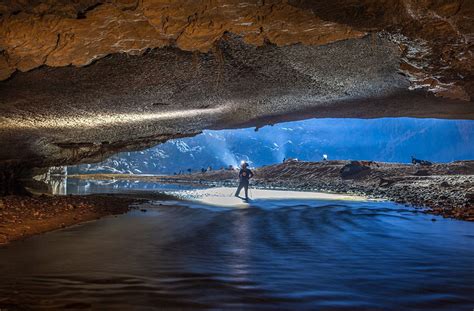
left=46, top=177, right=203, bottom=195
left=1, top=182, right=473, bottom=310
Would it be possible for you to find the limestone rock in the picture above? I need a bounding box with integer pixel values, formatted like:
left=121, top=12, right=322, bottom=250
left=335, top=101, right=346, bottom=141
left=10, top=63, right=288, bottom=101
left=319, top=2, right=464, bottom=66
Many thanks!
left=0, top=0, right=471, bottom=100
left=0, top=0, right=365, bottom=76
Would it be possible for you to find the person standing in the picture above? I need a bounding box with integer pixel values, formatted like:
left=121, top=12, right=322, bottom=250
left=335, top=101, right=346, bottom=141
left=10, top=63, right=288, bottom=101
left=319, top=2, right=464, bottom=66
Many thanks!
left=235, top=162, right=254, bottom=200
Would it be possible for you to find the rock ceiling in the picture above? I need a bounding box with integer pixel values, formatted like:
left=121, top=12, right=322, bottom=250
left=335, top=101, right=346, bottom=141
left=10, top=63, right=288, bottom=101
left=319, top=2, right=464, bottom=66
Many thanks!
left=1, top=0, right=472, bottom=99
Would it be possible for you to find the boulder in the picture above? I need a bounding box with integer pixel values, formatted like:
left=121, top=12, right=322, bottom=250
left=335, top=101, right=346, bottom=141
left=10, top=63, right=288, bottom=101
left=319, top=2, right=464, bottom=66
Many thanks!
left=440, top=181, right=450, bottom=187
left=414, top=170, right=430, bottom=176
left=340, top=161, right=371, bottom=179
left=466, top=192, right=474, bottom=203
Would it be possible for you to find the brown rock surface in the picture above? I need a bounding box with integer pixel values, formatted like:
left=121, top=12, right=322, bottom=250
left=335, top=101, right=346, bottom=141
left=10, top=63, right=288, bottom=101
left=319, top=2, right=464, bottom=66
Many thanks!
left=296, top=0, right=474, bottom=100
left=0, top=0, right=472, bottom=99
left=0, top=194, right=134, bottom=244
left=0, top=1, right=363, bottom=75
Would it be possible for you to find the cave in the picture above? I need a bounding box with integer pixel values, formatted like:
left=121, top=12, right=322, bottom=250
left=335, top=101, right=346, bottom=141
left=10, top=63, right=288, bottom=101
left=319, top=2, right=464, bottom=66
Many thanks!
left=0, top=1, right=473, bottom=309
left=1, top=0, right=473, bottom=190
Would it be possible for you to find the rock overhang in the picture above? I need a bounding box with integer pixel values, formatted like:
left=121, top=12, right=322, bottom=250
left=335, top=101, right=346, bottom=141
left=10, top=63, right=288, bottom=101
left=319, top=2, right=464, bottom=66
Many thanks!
left=0, top=0, right=473, bottom=175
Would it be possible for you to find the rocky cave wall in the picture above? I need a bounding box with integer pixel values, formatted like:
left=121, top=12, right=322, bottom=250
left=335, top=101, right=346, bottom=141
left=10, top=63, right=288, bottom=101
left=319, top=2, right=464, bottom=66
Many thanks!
left=0, top=0, right=473, bottom=193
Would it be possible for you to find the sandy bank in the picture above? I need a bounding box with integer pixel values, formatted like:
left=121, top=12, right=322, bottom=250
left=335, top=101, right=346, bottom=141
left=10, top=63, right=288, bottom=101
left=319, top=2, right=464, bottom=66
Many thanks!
left=0, top=195, right=137, bottom=245
left=172, top=187, right=369, bottom=208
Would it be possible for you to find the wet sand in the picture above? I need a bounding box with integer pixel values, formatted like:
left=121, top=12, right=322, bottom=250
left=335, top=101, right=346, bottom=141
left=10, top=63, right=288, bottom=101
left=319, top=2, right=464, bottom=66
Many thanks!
left=172, top=187, right=369, bottom=208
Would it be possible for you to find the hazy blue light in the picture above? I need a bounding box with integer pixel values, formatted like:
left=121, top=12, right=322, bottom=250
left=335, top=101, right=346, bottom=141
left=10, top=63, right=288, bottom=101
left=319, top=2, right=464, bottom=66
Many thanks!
left=70, top=118, right=474, bottom=174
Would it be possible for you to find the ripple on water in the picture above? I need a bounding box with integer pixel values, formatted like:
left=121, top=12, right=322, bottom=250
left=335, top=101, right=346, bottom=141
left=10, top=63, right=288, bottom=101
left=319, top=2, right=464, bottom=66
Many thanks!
left=0, top=197, right=473, bottom=310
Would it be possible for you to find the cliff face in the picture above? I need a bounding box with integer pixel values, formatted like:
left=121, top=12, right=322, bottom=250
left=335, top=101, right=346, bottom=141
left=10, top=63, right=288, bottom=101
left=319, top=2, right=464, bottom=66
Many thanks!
left=0, top=1, right=473, bottom=192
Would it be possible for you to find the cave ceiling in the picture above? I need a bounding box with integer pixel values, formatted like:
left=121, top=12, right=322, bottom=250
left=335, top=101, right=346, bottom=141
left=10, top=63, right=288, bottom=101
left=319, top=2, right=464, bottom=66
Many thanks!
left=0, top=0, right=472, bottom=170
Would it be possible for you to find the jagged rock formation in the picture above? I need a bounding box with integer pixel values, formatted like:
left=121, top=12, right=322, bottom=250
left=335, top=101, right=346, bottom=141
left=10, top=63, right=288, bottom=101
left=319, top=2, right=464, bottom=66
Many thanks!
left=1, top=0, right=472, bottom=99
left=0, top=0, right=363, bottom=79
left=0, top=0, right=473, bottom=193
left=297, top=0, right=474, bottom=101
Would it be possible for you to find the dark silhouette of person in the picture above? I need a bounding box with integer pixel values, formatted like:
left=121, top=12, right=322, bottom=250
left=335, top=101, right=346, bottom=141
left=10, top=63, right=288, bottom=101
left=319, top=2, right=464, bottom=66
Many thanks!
left=235, top=162, right=254, bottom=200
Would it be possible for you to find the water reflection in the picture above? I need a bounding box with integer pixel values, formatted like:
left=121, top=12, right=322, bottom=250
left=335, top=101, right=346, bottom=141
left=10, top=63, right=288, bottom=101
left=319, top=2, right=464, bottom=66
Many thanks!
left=0, top=199, right=473, bottom=310
left=49, top=176, right=68, bottom=195
left=43, top=178, right=203, bottom=195
left=33, top=166, right=69, bottom=195
left=228, top=208, right=252, bottom=283
left=16, top=178, right=474, bottom=310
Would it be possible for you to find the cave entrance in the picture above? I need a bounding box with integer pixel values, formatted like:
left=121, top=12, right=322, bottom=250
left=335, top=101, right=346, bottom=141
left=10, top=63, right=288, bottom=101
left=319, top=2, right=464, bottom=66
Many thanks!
left=38, top=117, right=474, bottom=197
